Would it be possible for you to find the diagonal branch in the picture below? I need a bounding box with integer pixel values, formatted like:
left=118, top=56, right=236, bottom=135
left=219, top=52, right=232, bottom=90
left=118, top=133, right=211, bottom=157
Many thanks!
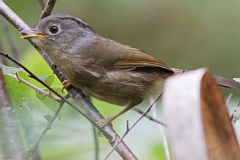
left=40, top=0, right=56, bottom=19
left=133, top=108, right=166, bottom=127
left=6, top=73, right=61, bottom=102
left=0, top=1, right=137, bottom=159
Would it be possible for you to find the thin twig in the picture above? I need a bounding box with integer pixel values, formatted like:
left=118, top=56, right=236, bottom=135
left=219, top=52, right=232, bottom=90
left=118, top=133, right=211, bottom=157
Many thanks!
left=6, top=73, right=61, bottom=102
left=104, top=92, right=164, bottom=160
left=28, top=101, right=65, bottom=156
left=133, top=108, right=166, bottom=127
left=40, top=0, right=56, bottom=19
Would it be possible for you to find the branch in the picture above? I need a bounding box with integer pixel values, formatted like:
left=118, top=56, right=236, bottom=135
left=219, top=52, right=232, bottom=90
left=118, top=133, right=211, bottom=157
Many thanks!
left=40, top=0, right=56, bottom=19
left=133, top=108, right=166, bottom=127
left=0, top=1, right=137, bottom=159
left=6, top=73, right=61, bottom=102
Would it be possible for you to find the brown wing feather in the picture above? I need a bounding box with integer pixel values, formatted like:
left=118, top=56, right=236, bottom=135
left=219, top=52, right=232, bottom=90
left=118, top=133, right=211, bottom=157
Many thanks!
left=112, top=46, right=173, bottom=72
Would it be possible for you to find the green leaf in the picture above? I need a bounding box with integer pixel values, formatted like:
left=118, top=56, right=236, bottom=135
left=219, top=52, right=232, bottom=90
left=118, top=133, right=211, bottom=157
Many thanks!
left=4, top=71, right=31, bottom=106
left=1, top=64, right=24, bottom=74
left=18, top=70, right=31, bottom=82
left=2, top=66, right=34, bottom=126
left=38, top=74, right=55, bottom=86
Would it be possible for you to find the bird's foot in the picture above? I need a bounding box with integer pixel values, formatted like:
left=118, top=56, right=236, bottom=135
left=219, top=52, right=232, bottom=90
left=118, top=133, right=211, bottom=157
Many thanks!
left=96, top=118, right=113, bottom=136
left=61, top=80, right=72, bottom=92
left=97, top=117, right=113, bottom=128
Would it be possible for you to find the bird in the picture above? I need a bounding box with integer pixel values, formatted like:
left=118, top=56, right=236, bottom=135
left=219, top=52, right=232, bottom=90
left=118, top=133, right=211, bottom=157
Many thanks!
left=20, top=14, right=240, bottom=127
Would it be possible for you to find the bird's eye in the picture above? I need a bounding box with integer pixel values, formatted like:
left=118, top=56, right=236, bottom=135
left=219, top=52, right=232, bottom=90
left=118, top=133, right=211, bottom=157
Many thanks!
left=49, top=26, right=59, bottom=34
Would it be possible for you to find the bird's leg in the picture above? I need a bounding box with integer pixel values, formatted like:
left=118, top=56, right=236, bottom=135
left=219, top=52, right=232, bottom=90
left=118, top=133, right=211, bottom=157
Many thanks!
left=97, top=102, right=140, bottom=128
left=61, top=80, right=72, bottom=92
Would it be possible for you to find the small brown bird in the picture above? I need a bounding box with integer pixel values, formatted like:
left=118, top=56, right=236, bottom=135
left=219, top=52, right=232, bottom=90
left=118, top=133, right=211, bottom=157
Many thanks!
left=21, top=14, right=240, bottom=127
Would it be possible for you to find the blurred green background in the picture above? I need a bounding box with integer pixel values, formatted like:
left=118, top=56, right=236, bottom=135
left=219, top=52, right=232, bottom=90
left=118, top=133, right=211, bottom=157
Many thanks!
left=1, top=0, right=240, bottom=159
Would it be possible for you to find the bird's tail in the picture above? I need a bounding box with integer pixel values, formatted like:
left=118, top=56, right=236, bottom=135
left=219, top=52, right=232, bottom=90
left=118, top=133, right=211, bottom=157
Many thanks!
left=171, top=68, right=240, bottom=89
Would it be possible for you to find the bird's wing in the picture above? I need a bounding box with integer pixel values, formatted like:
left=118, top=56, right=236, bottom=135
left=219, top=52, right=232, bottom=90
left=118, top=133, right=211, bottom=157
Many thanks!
left=109, top=46, right=173, bottom=72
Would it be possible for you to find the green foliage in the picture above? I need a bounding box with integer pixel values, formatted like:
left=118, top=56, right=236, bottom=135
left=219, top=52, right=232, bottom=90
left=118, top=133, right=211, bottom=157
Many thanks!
left=38, top=74, right=55, bottom=86
left=4, top=70, right=31, bottom=105
left=2, top=65, right=33, bottom=126
left=1, top=65, right=64, bottom=126
left=35, top=74, right=64, bottom=114
left=2, top=65, right=24, bottom=74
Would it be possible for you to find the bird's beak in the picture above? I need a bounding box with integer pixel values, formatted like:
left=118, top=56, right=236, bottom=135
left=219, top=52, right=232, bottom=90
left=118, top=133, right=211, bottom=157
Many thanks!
left=20, top=30, right=48, bottom=39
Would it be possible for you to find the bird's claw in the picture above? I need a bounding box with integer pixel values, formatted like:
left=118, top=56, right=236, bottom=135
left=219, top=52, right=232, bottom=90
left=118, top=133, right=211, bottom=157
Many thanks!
left=96, top=118, right=113, bottom=128
left=61, top=80, right=72, bottom=92
left=96, top=118, right=113, bottom=136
